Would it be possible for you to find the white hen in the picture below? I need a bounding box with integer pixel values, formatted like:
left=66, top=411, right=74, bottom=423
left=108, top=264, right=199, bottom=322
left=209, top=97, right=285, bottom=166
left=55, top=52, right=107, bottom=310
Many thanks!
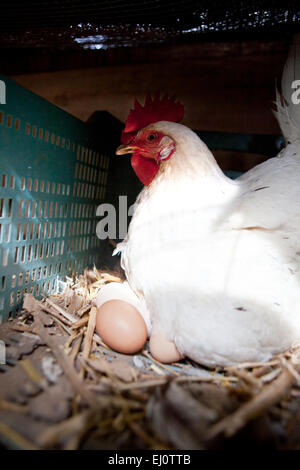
left=115, top=35, right=300, bottom=366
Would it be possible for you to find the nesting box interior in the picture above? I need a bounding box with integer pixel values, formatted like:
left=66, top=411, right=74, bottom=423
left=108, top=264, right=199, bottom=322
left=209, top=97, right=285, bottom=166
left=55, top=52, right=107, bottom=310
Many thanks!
left=0, top=0, right=300, bottom=452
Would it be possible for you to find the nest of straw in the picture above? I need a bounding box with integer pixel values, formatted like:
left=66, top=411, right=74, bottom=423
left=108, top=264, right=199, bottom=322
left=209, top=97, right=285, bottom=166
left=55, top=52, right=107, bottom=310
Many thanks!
left=1, top=267, right=300, bottom=450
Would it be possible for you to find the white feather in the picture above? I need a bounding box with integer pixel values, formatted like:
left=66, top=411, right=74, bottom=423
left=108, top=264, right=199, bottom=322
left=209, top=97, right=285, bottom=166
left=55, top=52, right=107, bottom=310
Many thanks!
left=274, top=33, right=300, bottom=144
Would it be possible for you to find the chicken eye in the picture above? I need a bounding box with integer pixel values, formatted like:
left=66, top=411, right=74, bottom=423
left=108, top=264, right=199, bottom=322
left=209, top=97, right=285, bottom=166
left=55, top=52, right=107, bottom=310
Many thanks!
left=147, top=133, right=157, bottom=142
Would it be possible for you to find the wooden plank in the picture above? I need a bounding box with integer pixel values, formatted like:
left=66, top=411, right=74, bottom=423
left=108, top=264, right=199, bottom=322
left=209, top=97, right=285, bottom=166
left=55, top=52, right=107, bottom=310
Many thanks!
left=10, top=39, right=287, bottom=135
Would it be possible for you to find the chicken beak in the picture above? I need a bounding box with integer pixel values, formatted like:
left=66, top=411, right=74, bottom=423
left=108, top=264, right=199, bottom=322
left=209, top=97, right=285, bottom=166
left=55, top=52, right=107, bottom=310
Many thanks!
left=116, top=144, right=136, bottom=155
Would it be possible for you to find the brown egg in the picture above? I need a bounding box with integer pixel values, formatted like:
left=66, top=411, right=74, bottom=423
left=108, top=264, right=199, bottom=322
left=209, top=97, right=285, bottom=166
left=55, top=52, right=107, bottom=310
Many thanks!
left=149, top=332, right=183, bottom=363
left=96, top=300, right=147, bottom=354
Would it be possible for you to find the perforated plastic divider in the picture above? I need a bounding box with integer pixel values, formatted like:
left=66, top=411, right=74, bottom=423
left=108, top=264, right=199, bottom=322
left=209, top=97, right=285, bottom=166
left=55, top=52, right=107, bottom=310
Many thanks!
left=0, top=75, right=110, bottom=322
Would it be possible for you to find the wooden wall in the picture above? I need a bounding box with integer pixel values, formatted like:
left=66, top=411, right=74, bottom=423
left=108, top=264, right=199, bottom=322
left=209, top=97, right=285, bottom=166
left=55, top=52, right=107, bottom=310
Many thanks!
left=9, top=39, right=290, bottom=172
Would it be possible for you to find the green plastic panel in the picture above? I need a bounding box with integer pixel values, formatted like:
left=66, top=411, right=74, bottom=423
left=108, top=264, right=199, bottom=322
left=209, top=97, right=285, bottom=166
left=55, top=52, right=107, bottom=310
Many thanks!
left=0, top=75, right=110, bottom=321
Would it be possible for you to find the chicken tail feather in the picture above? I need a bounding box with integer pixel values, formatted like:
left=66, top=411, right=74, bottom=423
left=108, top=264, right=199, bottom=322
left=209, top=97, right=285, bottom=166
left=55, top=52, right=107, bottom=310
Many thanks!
left=274, top=33, right=300, bottom=145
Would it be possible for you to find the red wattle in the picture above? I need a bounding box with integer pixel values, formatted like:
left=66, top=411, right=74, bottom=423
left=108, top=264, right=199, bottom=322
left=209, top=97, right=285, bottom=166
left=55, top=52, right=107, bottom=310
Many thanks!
left=131, top=154, right=159, bottom=186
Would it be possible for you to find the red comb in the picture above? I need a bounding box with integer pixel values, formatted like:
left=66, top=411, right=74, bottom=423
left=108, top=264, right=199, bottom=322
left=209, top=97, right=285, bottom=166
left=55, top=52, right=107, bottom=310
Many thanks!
left=121, top=93, right=184, bottom=144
